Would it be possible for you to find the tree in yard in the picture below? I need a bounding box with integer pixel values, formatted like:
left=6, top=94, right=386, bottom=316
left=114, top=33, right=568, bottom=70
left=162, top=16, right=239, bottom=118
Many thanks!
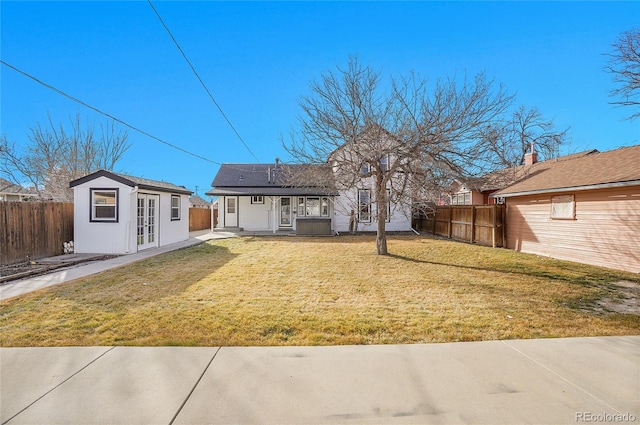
left=470, top=105, right=569, bottom=172
left=1, top=113, right=130, bottom=201
left=284, top=57, right=513, bottom=255
left=605, top=27, right=640, bottom=120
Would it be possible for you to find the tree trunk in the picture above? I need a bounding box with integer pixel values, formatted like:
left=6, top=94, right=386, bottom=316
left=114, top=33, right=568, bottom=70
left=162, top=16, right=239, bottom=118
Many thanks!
left=376, top=217, right=388, bottom=255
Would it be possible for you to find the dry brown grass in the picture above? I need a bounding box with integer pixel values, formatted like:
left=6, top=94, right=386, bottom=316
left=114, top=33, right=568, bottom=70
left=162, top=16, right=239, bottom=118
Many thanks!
left=1, top=235, right=638, bottom=347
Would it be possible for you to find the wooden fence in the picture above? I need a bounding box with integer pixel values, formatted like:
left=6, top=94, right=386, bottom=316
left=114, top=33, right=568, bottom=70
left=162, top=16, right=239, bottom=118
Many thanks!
left=189, top=208, right=215, bottom=232
left=413, top=205, right=506, bottom=248
left=0, top=201, right=74, bottom=266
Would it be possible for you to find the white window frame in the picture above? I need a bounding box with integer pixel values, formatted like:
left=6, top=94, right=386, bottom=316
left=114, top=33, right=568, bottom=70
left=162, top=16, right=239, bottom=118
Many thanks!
left=90, top=188, right=119, bottom=222
left=171, top=195, right=181, bottom=221
left=251, top=195, right=264, bottom=204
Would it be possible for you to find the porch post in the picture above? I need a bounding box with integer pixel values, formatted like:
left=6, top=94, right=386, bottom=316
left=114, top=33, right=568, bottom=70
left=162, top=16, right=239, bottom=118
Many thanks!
left=272, top=196, right=277, bottom=234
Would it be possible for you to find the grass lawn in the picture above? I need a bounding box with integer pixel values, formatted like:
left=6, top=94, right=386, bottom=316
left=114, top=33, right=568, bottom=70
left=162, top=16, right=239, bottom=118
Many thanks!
left=1, top=235, right=638, bottom=347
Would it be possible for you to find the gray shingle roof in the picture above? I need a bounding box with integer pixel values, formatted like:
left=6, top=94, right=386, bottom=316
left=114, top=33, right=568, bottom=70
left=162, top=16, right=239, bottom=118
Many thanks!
left=206, top=163, right=337, bottom=196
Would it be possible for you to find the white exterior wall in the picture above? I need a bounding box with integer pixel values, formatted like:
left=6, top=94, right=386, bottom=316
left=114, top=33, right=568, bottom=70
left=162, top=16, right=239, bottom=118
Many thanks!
left=333, top=186, right=412, bottom=233
left=73, top=176, right=134, bottom=254
left=239, top=196, right=273, bottom=231
left=155, top=191, right=190, bottom=246
left=73, top=177, right=190, bottom=254
left=217, top=195, right=338, bottom=232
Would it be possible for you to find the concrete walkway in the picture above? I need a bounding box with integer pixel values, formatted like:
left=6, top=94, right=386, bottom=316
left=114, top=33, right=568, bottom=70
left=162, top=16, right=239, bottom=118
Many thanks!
left=0, top=231, right=235, bottom=301
left=1, top=336, right=638, bottom=424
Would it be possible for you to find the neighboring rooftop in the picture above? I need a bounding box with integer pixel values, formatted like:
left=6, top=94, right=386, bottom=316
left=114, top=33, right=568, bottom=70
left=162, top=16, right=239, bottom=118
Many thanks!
left=0, top=177, right=38, bottom=200
left=493, top=145, right=640, bottom=197
left=189, top=195, right=210, bottom=207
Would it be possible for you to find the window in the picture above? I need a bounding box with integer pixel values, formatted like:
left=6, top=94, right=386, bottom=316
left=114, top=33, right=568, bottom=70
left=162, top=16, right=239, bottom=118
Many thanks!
left=358, top=189, right=371, bottom=222
left=380, top=154, right=389, bottom=172
left=451, top=192, right=471, bottom=205
left=297, top=197, right=305, bottom=215
left=360, top=163, right=370, bottom=176
left=171, top=195, right=181, bottom=220
left=251, top=195, right=264, bottom=204
left=306, top=197, right=321, bottom=216
left=551, top=195, right=575, bottom=219
left=227, top=197, right=236, bottom=214
left=90, top=189, right=118, bottom=222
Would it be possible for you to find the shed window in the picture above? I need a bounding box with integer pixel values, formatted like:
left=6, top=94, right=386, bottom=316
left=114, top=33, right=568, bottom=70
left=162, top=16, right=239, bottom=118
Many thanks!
left=251, top=196, right=264, bottom=204
left=551, top=195, right=575, bottom=219
left=171, top=195, right=181, bottom=220
left=91, top=189, right=118, bottom=222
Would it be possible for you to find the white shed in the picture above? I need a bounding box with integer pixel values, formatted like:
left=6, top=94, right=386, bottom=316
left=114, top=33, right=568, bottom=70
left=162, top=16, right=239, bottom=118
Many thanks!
left=69, top=170, right=192, bottom=254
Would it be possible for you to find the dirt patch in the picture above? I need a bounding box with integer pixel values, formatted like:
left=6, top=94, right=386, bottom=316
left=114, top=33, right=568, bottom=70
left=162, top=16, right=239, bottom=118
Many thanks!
left=0, top=255, right=118, bottom=283
left=591, top=280, right=640, bottom=316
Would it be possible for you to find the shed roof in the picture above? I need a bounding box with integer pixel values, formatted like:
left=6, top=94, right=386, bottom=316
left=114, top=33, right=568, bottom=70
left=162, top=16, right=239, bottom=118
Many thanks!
left=69, top=170, right=193, bottom=195
left=493, top=145, right=640, bottom=197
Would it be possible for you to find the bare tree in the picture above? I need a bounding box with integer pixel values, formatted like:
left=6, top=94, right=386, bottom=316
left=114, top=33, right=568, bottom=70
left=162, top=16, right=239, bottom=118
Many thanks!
left=0, top=113, right=129, bottom=201
left=284, top=57, right=513, bottom=255
left=471, top=105, right=568, bottom=171
left=605, top=27, right=640, bottom=120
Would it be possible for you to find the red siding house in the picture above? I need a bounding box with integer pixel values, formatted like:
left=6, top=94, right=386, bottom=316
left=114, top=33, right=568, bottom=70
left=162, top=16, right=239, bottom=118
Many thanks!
left=491, top=145, right=640, bottom=273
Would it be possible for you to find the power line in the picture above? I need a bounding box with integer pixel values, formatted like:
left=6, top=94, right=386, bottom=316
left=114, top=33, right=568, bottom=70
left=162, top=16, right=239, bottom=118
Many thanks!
left=1, top=60, right=222, bottom=166
left=147, top=0, right=261, bottom=162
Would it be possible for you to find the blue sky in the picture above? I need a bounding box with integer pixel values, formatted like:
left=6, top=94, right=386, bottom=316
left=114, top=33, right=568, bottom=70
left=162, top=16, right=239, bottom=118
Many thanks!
left=2, top=1, right=639, bottom=199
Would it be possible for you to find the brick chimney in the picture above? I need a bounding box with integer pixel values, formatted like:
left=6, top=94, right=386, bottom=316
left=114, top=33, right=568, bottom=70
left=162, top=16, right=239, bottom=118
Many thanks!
left=524, top=142, right=538, bottom=166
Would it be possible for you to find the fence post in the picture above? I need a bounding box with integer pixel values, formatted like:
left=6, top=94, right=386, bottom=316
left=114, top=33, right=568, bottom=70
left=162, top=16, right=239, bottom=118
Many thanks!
left=470, top=206, right=476, bottom=244
left=491, top=205, right=497, bottom=248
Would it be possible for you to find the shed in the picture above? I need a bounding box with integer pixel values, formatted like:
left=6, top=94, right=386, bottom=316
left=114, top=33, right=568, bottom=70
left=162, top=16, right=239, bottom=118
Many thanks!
left=69, top=170, right=192, bottom=254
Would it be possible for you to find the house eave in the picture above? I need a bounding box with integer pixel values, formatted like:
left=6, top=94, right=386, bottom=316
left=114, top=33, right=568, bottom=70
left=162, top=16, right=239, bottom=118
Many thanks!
left=491, top=180, right=640, bottom=198
left=206, top=187, right=338, bottom=197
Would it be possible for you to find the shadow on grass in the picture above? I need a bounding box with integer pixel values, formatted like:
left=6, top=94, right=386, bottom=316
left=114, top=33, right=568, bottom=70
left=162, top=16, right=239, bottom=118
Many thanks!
left=21, top=243, right=238, bottom=310
left=386, top=253, right=638, bottom=289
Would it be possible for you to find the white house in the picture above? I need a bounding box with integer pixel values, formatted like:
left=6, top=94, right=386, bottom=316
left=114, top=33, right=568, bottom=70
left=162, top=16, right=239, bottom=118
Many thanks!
left=69, top=170, right=192, bottom=254
left=205, top=160, right=412, bottom=235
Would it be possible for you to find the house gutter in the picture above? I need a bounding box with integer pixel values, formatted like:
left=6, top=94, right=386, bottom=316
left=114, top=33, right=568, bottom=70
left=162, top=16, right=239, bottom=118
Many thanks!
left=491, top=180, right=640, bottom=198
